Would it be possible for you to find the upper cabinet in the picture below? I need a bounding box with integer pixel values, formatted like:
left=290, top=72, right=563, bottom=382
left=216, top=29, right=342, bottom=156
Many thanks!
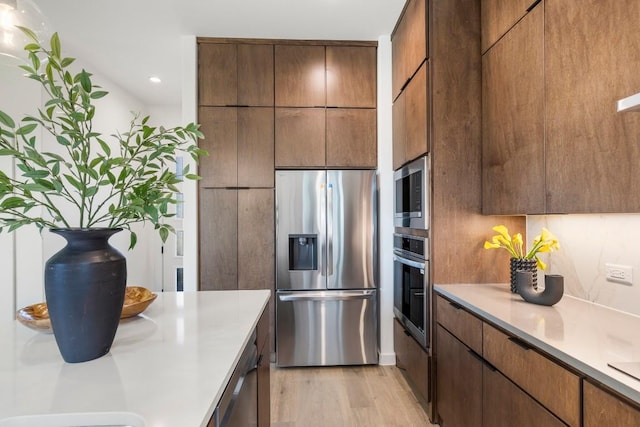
left=275, top=45, right=325, bottom=107
left=393, top=61, right=428, bottom=170
left=199, top=43, right=274, bottom=107
left=481, top=0, right=640, bottom=214
left=545, top=0, right=640, bottom=213
left=274, top=42, right=378, bottom=169
left=326, top=46, right=377, bottom=108
left=391, top=0, right=427, bottom=101
left=481, top=0, right=538, bottom=53
left=482, top=3, right=544, bottom=215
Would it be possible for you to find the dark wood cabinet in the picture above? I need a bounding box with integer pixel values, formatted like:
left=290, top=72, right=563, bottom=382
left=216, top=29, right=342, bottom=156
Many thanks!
left=275, top=45, right=325, bottom=107
left=482, top=3, right=544, bottom=215
left=198, top=107, right=274, bottom=188
left=481, top=0, right=537, bottom=53
left=199, top=189, right=238, bottom=290
left=435, top=325, right=482, bottom=427
left=435, top=294, right=577, bottom=427
left=545, top=0, right=640, bottom=213
left=199, top=42, right=274, bottom=107
left=326, top=108, right=376, bottom=168
left=483, top=365, right=565, bottom=427
left=391, top=0, right=427, bottom=101
left=584, top=380, right=640, bottom=427
left=198, top=107, right=238, bottom=188
left=237, top=108, right=274, bottom=188
left=482, top=323, right=580, bottom=427
left=394, top=319, right=429, bottom=408
left=274, top=43, right=377, bottom=168
left=275, top=108, right=325, bottom=167
left=393, top=61, right=428, bottom=169
left=237, top=189, right=274, bottom=291
left=326, top=46, right=376, bottom=108
left=199, top=189, right=274, bottom=293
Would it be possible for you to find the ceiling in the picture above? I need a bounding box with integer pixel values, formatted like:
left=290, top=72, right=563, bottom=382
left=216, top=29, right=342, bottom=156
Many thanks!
left=34, top=0, right=406, bottom=107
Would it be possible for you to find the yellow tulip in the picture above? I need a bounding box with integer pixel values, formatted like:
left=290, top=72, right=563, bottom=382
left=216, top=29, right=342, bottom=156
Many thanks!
left=484, top=225, right=559, bottom=269
left=484, top=241, right=500, bottom=249
left=536, top=256, right=547, bottom=270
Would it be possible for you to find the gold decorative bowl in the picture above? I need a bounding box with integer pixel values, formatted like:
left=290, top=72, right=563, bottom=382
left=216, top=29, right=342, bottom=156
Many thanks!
left=16, top=286, right=157, bottom=333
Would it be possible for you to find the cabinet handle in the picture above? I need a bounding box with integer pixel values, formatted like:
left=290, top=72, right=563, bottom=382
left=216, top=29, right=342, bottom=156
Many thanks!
left=508, top=336, right=532, bottom=351
left=526, top=0, right=542, bottom=12
left=449, top=301, right=463, bottom=310
left=467, top=349, right=497, bottom=372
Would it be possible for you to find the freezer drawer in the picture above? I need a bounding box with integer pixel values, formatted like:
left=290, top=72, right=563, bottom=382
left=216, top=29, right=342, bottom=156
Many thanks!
left=276, top=290, right=378, bottom=367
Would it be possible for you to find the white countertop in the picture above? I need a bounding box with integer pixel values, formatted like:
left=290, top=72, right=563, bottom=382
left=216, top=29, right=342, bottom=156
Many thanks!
left=0, top=290, right=270, bottom=427
left=435, top=283, right=640, bottom=404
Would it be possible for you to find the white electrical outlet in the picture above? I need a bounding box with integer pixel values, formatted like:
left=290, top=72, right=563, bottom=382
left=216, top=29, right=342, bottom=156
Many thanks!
left=605, top=263, right=633, bottom=285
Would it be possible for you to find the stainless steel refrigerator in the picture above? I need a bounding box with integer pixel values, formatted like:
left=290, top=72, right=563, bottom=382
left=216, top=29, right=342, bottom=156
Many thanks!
left=275, top=170, right=378, bottom=367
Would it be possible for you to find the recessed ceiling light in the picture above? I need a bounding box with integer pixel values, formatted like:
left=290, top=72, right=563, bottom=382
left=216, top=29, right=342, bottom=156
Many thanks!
left=149, top=76, right=162, bottom=84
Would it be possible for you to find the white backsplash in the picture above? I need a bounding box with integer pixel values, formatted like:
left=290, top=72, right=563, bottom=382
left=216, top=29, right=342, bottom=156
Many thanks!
left=528, top=214, right=640, bottom=316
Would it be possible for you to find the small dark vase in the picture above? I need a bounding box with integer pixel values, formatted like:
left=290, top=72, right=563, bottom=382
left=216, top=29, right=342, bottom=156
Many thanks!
left=45, top=228, right=127, bottom=363
left=510, top=257, right=537, bottom=293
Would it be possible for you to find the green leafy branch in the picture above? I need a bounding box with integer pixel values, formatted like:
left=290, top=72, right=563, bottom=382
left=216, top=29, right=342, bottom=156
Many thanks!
left=0, top=28, right=206, bottom=248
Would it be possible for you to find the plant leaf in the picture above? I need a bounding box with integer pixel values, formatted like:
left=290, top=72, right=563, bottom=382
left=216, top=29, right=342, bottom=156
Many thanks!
left=0, top=111, right=16, bottom=128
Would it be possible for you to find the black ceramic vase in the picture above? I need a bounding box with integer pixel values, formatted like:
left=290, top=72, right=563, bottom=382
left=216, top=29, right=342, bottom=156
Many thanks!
left=44, top=228, right=127, bottom=363
left=510, top=257, right=537, bottom=293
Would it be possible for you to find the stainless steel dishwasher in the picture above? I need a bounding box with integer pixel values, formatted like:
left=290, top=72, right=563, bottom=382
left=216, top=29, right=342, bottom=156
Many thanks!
left=209, top=331, right=258, bottom=427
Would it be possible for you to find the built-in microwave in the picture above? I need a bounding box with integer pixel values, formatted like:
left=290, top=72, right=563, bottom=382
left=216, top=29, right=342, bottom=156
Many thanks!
left=393, top=233, right=429, bottom=349
left=394, top=155, right=429, bottom=229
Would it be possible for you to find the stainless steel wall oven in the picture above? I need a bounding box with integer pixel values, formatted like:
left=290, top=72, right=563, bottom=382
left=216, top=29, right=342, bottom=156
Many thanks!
left=393, top=233, right=429, bottom=349
left=393, top=155, right=429, bottom=229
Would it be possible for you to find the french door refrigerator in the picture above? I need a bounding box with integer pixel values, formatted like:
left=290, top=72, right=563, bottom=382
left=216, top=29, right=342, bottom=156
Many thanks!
left=275, top=170, right=378, bottom=367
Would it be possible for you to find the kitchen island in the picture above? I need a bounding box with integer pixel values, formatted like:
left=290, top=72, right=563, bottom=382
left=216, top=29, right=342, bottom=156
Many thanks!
left=0, top=289, right=270, bottom=427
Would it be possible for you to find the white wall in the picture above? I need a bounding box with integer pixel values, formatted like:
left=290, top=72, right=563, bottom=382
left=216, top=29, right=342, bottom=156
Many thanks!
left=528, top=214, right=640, bottom=316
left=377, top=35, right=395, bottom=365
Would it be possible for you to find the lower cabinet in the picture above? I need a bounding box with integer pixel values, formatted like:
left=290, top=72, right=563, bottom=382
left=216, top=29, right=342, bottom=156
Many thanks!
left=394, top=318, right=430, bottom=409
left=583, top=380, right=640, bottom=426
left=435, top=294, right=574, bottom=427
left=435, top=325, right=482, bottom=427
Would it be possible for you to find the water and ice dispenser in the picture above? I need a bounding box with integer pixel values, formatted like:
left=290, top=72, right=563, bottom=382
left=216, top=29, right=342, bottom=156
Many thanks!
left=288, top=234, right=317, bottom=270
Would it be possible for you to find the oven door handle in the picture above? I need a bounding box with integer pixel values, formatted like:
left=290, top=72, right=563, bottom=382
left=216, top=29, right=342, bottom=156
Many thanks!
left=394, top=255, right=425, bottom=270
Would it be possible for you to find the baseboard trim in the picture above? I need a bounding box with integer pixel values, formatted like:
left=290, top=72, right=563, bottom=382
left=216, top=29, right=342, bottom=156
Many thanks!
left=378, top=352, right=396, bottom=366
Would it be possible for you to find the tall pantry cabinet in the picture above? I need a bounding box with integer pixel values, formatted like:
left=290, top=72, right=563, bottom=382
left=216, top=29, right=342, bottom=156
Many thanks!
left=391, top=0, right=525, bottom=422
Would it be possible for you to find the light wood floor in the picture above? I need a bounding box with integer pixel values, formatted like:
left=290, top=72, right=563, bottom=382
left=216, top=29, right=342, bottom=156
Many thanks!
left=270, top=364, right=437, bottom=427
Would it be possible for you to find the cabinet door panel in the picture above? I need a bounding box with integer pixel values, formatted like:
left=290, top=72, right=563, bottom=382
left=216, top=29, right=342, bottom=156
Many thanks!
left=545, top=0, right=640, bottom=213
left=392, top=0, right=427, bottom=100
left=238, top=107, right=274, bottom=187
left=482, top=4, right=544, bottom=215
left=584, top=380, right=640, bottom=426
left=275, top=45, right=326, bottom=107
left=326, top=108, right=376, bottom=168
left=392, top=91, right=407, bottom=170
left=481, top=0, right=536, bottom=53
left=405, top=61, right=428, bottom=162
left=394, top=319, right=429, bottom=405
left=435, top=295, right=482, bottom=355
left=199, top=43, right=237, bottom=106
left=483, top=365, right=565, bottom=427
left=198, top=107, right=238, bottom=187
left=199, top=189, right=237, bottom=290
left=483, top=323, right=580, bottom=427
left=275, top=108, right=326, bottom=167
left=326, top=46, right=376, bottom=108
left=238, top=44, right=274, bottom=106
left=238, top=189, right=274, bottom=290
left=436, top=325, right=482, bottom=427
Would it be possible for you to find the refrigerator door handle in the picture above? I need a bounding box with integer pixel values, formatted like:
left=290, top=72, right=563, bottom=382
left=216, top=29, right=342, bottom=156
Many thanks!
left=327, top=183, right=334, bottom=277
left=278, top=291, right=375, bottom=302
